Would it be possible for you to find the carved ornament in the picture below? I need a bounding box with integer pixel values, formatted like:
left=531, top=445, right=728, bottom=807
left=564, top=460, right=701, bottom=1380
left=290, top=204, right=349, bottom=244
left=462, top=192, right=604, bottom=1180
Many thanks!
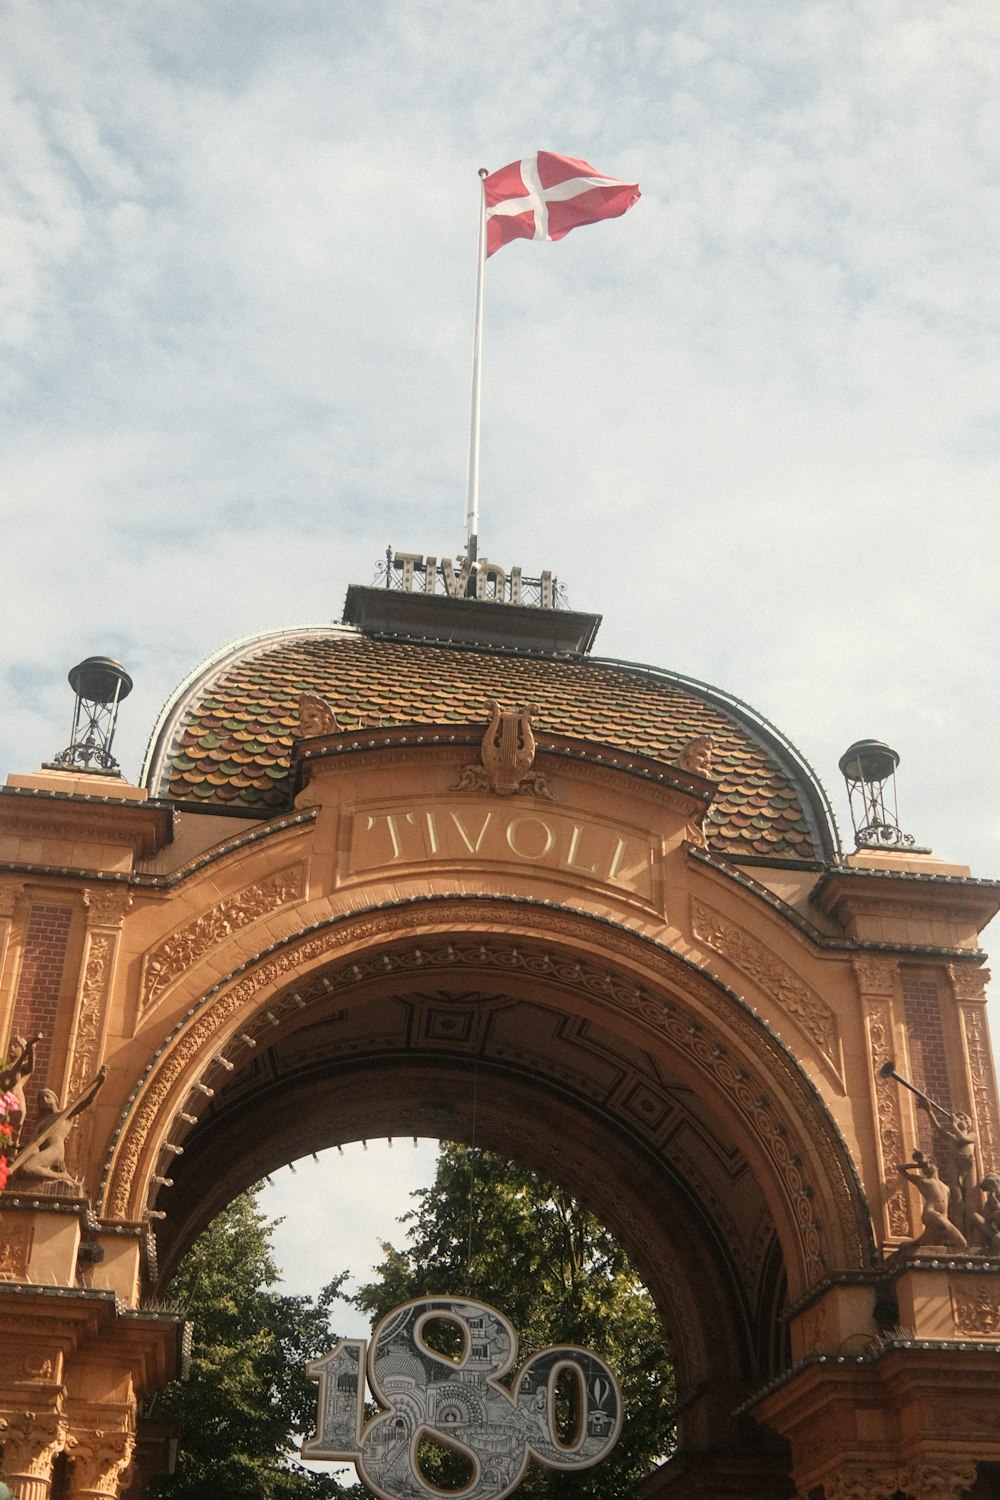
left=852, top=956, right=898, bottom=998
left=452, top=701, right=554, bottom=799
left=82, top=886, right=133, bottom=927
left=297, top=693, right=339, bottom=738
left=104, top=901, right=870, bottom=1285
left=948, top=964, right=991, bottom=1004
left=0, top=876, right=24, bottom=920
left=962, top=1005, right=1000, bottom=1181
left=0, top=1216, right=33, bottom=1279
left=951, top=1279, right=1000, bottom=1336
left=819, top=1463, right=906, bottom=1500
left=905, top=1458, right=980, bottom=1500
left=0, top=1408, right=68, bottom=1479
left=66, top=1424, right=136, bottom=1497
left=140, top=864, right=307, bottom=1015
left=865, top=997, right=911, bottom=1237
left=675, top=735, right=714, bottom=778
left=692, top=898, right=837, bottom=1063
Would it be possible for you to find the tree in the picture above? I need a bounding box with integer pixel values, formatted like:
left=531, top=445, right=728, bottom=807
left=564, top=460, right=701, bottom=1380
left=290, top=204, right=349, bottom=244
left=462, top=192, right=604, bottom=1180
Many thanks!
left=146, top=1190, right=364, bottom=1500
left=352, top=1145, right=675, bottom=1497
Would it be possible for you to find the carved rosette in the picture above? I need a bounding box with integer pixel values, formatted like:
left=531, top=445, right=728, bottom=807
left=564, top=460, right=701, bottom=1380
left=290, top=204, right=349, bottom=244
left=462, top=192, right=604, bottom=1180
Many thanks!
left=66, top=1425, right=135, bottom=1499
left=692, top=898, right=838, bottom=1065
left=0, top=1408, right=69, bottom=1498
left=853, top=958, right=910, bottom=1239
left=139, top=864, right=306, bottom=1017
left=958, top=998, right=1000, bottom=1181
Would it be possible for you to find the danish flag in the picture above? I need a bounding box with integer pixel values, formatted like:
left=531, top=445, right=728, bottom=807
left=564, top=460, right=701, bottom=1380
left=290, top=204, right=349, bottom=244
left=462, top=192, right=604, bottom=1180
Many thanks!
left=484, top=152, right=640, bottom=258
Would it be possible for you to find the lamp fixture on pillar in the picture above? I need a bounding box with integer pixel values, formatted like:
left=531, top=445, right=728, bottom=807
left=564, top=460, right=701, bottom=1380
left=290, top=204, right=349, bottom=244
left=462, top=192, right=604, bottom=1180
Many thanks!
left=838, top=738, right=914, bottom=850
left=48, top=656, right=133, bottom=774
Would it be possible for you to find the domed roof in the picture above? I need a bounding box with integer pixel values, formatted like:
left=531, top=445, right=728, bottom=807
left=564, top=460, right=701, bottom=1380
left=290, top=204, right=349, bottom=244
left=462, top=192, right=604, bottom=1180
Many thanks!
left=143, top=623, right=838, bottom=863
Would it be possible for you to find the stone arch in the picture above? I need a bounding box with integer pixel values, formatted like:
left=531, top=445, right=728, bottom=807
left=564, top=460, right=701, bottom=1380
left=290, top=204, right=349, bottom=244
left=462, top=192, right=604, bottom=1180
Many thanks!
left=101, top=895, right=873, bottom=1428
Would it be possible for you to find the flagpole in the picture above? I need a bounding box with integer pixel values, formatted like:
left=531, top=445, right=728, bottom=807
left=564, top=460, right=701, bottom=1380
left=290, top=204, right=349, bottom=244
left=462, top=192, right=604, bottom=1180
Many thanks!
left=465, top=167, right=488, bottom=569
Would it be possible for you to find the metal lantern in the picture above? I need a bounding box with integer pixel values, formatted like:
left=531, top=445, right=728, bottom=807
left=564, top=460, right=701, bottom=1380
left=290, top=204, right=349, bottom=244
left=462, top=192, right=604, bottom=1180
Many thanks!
left=838, top=738, right=914, bottom=849
left=49, top=656, right=133, bottom=774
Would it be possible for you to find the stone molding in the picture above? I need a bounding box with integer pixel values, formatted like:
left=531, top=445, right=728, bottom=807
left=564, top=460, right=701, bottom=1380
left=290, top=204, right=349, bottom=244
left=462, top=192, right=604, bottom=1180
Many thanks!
left=103, top=899, right=872, bottom=1289
left=853, top=959, right=910, bottom=1239
left=138, top=863, right=306, bottom=1017
left=692, top=897, right=838, bottom=1065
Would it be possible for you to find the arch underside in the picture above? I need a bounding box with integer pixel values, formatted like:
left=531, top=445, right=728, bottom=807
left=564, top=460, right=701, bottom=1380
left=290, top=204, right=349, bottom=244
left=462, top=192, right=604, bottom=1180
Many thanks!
left=103, top=902, right=874, bottom=1448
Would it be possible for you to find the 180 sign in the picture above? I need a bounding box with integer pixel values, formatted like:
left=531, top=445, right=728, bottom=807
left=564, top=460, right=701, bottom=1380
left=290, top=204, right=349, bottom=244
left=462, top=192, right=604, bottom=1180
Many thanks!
left=302, top=1295, right=622, bottom=1499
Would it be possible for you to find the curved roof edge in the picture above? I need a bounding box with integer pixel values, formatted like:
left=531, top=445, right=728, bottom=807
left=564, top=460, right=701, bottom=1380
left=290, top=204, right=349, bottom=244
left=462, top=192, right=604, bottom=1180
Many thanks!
left=141, top=623, right=359, bottom=795
left=142, top=625, right=841, bottom=863
left=589, top=655, right=843, bottom=861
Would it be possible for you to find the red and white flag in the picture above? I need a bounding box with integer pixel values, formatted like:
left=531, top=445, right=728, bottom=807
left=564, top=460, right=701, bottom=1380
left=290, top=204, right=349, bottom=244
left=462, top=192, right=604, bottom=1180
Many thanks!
left=484, top=151, right=640, bottom=257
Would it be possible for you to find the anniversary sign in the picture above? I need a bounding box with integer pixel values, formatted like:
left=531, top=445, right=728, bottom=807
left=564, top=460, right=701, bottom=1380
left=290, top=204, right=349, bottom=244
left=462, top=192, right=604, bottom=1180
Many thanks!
left=303, top=1295, right=622, bottom=1498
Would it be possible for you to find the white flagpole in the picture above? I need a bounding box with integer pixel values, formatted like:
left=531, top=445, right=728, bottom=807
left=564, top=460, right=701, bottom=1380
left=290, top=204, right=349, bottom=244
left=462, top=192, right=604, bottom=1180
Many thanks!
left=465, top=168, right=488, bottom=567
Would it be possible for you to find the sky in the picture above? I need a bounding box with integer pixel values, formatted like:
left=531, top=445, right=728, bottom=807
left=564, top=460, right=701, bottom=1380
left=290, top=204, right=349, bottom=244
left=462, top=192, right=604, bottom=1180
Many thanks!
left=3, top=0, right=1000, bottom=1326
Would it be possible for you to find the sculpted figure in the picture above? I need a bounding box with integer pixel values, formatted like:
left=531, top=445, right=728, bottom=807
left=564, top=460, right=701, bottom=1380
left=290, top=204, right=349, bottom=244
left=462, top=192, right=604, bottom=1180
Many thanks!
left=8, top=1067, right=107, bottom=1188
left=4, top=1033, right=41, bottom=1145
left=676, top=735, right=714, bottom=779
left=920, top=1097, right=977, bottom=1227
left=297, top=694, right=339, bottom=738
left=895, top=1151, right=968, bottom=1254
left=971, top=1176, right=1000, bottom=1255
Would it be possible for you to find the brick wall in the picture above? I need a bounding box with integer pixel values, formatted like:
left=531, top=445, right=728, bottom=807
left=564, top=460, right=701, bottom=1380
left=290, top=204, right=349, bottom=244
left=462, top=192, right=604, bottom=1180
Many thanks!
left=9, top=902, right=74, bottom=1117
left=901, top=971, right=951, bottom=1158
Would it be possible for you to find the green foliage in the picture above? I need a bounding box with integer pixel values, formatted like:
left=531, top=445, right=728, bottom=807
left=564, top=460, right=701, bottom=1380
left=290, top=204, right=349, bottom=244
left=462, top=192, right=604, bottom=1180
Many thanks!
left=147, top=1190, right=363, bottom=1500
left=352, top=1144, right=675, bottom=1497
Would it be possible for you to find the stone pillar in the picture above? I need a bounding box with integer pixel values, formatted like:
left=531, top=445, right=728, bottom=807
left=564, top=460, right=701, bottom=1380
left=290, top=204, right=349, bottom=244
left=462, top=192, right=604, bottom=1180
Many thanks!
left=0, top=1409, right=68, bottom=1500
left=64, top=1424, right=135, bottom=1500
left=852, top=956, right=912, bottom=1241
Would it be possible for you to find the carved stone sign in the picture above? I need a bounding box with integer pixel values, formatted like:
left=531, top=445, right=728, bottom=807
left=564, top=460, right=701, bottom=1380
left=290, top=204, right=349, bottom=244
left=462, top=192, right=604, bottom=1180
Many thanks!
left=303, top=1295, right=621, bottom=1500
left=347, top=802, right=657, bottom=901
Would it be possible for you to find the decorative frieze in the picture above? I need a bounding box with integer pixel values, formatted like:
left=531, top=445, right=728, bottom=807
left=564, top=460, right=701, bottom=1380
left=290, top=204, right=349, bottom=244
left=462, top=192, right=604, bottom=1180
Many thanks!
left=859, top=977, right=911, bottom=1238
left=0, top=1215, right=33, bottom=1279
left=139, top=864, right=306, bottom=1015
left=692, top=899, right=837, bottom=1063
left=960, top=1002, right=1000, bottom=1179
left=951, top=1278, right=1000, bottom=1336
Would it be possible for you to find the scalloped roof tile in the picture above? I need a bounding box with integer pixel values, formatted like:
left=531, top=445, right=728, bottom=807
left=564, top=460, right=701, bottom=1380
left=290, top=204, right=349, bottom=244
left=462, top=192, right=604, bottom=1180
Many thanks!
left=148, top=631, right=834, bottom=861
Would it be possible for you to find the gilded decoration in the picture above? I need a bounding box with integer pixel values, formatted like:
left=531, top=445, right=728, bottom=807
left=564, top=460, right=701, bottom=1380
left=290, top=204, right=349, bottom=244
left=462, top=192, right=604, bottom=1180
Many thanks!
left=139, top=864, right=306, bottom=1015
left=103, top=900, right=871, bottom=1284
left=452, top=701, right=554, bottom=799
left=951, top=1279, right=1000, bottom=1336
left=691, top=897, right=838, bottom=1064
left=0, top=1215, right=32, bottom=1278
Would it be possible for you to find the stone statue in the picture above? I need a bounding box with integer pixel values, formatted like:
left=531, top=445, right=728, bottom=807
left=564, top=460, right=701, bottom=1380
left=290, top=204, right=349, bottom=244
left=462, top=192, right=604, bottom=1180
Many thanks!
left=919, top=1097, right=977, bottom=1229
left=895, top=1151, right=968, bottom=1254
left=8, top=1067, right=107, bottom=1189
left=971, top=1176, right=1000, bottom=1255
left=4, top=1033, right=41, bottom=1146
left=452, top=701, right=553, bottom=799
